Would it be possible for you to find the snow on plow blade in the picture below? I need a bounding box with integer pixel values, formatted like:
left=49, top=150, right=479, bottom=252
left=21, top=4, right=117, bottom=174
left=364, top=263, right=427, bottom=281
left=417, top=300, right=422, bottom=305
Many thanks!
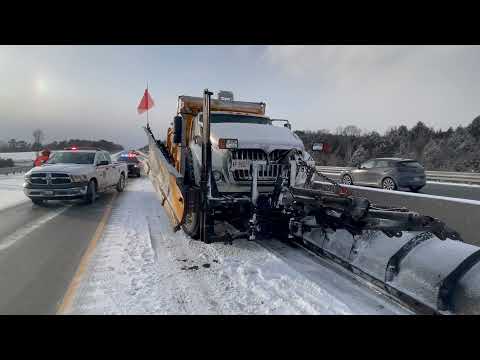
left=301, top=228, right=480, bottom=314
left=144, top=127, right=185, bottom=230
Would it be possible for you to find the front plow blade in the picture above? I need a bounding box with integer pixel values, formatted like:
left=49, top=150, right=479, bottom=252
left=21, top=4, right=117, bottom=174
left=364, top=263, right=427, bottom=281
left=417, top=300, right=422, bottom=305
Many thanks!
left=144, top=127, right=185, bottom=230
left=301, top=229, right=480, bottom=314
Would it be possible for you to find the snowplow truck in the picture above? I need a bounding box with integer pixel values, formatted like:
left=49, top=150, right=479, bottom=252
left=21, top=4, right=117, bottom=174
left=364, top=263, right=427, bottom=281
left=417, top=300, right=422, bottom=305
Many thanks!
left=145, top=89, right=480, bottom=314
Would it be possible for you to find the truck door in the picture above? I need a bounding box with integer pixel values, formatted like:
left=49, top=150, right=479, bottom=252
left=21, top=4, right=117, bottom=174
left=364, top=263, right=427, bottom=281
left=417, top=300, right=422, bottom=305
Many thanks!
left=104, top=152, right=116, bottom=186
left=95, top=152, right=109, bottom=190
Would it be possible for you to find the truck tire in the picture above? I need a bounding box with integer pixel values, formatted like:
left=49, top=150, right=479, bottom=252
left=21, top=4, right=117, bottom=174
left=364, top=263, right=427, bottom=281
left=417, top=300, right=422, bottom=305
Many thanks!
left=182, top=149, right=200, bottom=239
left=116, top=173, right=126, bottom=192
left=183, top=193, right=200, bottom=239
left=84, top=180, right=97, bottom=204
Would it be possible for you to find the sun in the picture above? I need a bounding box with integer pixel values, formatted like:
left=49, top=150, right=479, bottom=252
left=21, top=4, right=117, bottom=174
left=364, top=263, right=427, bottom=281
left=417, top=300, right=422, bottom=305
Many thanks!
left=35, top=77, right=48, bottom=94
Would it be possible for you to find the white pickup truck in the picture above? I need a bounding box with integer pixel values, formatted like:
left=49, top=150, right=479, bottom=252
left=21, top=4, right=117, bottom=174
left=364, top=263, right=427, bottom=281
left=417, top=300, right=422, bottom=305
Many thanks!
left=23, top=147, right=128, bottom=205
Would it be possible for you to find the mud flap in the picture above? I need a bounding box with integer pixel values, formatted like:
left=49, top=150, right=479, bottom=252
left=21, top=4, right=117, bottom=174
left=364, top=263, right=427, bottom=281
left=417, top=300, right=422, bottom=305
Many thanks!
left=144, top=127, right=185, bottom=231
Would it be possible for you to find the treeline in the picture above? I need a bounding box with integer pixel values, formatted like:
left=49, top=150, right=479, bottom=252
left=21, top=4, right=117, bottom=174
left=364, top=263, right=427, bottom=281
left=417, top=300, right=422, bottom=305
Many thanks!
left=0, top=158, right=14, bottom=168
left=0, top=139, right=124, bottom=153
left=43, top=139, right=124, bottom=153
left=296, top=116, right=480, bottom=172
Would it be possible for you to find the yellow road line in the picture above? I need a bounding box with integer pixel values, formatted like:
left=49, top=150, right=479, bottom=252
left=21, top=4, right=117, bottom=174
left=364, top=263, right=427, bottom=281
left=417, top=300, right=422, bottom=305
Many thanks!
left=56, top=193, right=118, bottom=315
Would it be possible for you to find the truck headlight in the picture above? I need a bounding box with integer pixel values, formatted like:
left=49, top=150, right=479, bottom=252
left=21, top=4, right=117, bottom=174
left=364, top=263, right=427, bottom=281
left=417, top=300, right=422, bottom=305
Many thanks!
left=70, top=175, right=88, bottom=183
left=218, top=138, right=238, bottom=149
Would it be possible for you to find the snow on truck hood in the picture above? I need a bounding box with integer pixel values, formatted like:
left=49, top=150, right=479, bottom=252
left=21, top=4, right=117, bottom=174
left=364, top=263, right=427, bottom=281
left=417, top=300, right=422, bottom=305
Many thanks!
left=211, top=123, right=305, bottom=152
left=29, top=163, right=94, bottom=175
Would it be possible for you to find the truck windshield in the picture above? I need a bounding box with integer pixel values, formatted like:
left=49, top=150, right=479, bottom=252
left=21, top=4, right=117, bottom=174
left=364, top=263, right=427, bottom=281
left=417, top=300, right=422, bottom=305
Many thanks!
left=202, top=114, right=271, bottom=125
left=46, top=152, right=96, bottom=164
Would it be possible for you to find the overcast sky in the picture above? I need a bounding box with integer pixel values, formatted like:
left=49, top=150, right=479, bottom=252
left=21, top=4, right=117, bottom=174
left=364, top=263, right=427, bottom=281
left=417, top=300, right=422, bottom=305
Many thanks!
left=1, top=45, right=479, bottom=149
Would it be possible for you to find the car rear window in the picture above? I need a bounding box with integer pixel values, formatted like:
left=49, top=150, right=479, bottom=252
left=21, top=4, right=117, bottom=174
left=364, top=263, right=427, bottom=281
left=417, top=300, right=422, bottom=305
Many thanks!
left=397, top=161, right=424, bottom=169
left=117, top=156, right=139, bottom=164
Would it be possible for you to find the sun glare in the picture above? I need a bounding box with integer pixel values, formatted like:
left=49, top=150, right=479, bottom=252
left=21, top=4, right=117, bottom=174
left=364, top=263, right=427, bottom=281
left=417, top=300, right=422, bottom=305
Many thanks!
left=35, top=77, right=47, bottom=94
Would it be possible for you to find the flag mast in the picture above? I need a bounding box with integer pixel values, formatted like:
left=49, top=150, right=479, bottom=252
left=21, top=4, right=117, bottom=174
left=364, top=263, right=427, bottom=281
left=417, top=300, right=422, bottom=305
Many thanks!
left=146, top=81, right=150, bottom=130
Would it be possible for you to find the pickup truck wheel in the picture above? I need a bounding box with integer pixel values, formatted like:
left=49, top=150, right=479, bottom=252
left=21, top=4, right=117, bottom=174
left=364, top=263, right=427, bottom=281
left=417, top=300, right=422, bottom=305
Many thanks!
left=84, top=180, right=96, bottom=204
left=116, top=173, right=126, bottom=192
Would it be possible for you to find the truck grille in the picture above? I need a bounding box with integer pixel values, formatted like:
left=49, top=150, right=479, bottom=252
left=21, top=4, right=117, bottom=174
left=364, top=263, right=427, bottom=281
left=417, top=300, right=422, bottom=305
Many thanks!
left=230, top=149, right=293, bottom=182
left=29, top=173, right=71, bottom=185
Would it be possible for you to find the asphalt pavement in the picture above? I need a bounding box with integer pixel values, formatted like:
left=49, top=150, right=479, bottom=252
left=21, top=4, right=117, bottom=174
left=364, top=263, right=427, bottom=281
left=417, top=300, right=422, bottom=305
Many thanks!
left=0, top=190, right=118, bottom=314
left=419, top=182, right=480, bottom=201
left=0, top=172, right=479, bottom=314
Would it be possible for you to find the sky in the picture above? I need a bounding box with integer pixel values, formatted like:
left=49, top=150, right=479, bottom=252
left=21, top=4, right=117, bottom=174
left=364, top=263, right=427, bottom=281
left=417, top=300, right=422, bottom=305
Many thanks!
left=1, top=45, right=479, bottom=149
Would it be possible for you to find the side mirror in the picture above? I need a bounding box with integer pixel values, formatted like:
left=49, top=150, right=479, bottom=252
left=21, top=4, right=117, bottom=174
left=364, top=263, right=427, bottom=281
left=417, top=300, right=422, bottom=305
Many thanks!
left=284, top=122, right=292, bottom=130
left=173, top=116, right=182, bottom=144
left=356, top=163, right=362, bottom=169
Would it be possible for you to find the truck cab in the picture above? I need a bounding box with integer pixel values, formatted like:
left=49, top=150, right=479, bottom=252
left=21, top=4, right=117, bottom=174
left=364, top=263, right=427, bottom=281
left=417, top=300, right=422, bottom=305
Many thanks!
left=23, top=147, right=128, bottom=205
left=188, top=110, right=309, bottom=193
left=166, top=91, right=312, bottom=196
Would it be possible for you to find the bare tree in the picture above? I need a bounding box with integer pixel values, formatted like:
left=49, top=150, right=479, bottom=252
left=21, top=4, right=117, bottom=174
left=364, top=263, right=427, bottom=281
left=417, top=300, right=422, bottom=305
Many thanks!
left=341, top=125, right=362, bottom=163
left=342, top=125, right=362, bottom=137
left=33, top=129, right=44, bottom=145
left=32, top=129, right=45, bottom=152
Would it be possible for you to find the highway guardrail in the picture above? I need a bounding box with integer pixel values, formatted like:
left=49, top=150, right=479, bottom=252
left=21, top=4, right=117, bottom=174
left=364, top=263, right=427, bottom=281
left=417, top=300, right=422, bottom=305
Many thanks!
left=316, top=166, right=480, bottom=185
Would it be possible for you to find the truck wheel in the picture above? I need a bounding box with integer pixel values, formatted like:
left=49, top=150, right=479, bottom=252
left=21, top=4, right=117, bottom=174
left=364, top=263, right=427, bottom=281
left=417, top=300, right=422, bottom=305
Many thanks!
left=183, top=197, right=200, bottom=239
left=182, top=149, right=200, bottom=239
left=31, top=199, right=44, bottom=205
left=116, top=173, right=126, bottom=192
left=84, top=180, right=97, bottom=204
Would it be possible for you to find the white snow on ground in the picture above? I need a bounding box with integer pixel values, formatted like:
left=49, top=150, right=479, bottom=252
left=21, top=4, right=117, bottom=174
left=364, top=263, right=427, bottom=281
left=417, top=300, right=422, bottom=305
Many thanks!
left=0, top=152, right=37, bottom=163
left=66, top=177, right=410, bottom=315
left=0, top=174, right=28, bottom=211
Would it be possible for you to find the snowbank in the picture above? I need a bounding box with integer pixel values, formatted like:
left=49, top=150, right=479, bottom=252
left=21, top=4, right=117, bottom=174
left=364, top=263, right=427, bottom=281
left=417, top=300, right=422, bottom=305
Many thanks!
left=65, top=177, right=409, bottom=315
left=0, top=152, right=37, bottom=163
left=0, top=174, right=28, bottom=211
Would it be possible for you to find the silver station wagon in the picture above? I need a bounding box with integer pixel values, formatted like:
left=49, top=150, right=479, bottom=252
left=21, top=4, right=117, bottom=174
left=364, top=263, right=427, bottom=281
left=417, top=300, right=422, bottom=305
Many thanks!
left=340, top=158, right=426, bottom=192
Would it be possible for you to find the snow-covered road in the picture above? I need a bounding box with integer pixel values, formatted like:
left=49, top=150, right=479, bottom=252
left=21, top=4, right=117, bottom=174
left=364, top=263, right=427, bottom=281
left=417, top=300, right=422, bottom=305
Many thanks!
left=0, top=174, right=28, bottom=211
left=64, top=177, right=411, bottom=315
